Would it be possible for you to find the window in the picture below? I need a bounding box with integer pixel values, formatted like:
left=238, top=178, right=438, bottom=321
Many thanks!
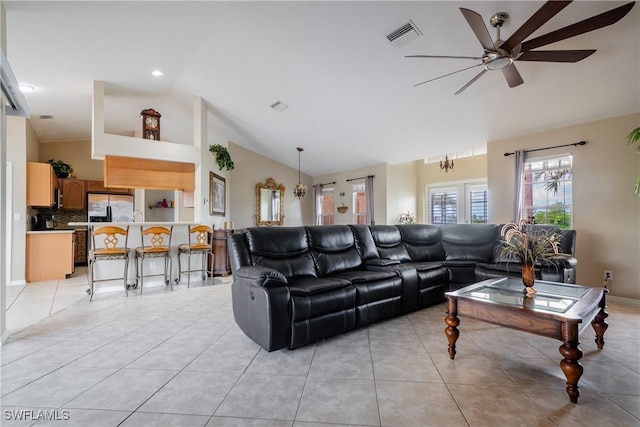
left=320, top=187, right=335, bottom=225
left=352, top=183, right=367, bottom=225
left=522, top=154, right=572, bottom=229
left=428, top=181, right=487, bottom=224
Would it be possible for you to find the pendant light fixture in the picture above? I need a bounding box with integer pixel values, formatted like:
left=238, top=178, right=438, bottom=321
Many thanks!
left=293, top=147, right=307, bottom=199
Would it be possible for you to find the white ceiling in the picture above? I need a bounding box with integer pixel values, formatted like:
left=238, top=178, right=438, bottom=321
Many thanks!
left=6, top=1, right=640, bottom=176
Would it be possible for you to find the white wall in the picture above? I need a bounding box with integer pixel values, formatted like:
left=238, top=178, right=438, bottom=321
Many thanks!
left=6, top=117, right=28, bottom=284
left=488, top=113, right=640, bottom=299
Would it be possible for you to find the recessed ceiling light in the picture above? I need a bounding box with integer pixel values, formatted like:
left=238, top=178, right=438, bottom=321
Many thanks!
left=151, top=70, right=164, bottom=77
left=19, top=84, right=35, bottom=93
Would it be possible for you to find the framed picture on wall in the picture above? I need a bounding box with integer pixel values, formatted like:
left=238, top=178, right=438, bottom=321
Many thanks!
left=209, top=172, right=226, bottom=216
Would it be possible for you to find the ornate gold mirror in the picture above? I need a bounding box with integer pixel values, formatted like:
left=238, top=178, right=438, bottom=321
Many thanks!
left=255, top=177, right=285, bottom=226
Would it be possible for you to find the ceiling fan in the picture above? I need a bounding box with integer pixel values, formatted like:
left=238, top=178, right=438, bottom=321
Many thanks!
left=407, top=1, right=635, bottom=95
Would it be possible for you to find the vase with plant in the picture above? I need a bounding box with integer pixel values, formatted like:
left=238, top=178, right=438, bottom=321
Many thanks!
left=47, top=159, right=73, bottom=178
left=499, top=220, right=569, bottom=296
left=208, top=144, right=235, bottom=171
left=398, top=211, right=417, bottom=224
left=627, top=127, right=640, bottom=195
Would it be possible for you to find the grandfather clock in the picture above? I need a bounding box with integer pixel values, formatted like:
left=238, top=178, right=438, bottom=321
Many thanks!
left=141, top=108, right=161, bottom=140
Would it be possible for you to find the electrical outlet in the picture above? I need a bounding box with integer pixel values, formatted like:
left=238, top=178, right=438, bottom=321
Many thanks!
left=604, top=270, right=613, bottom=281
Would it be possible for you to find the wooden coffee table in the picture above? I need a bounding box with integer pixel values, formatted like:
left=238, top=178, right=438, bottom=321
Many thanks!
left=444, top=277, right=608, bottom=404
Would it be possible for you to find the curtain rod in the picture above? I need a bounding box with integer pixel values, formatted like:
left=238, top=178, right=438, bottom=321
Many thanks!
left=346, top=174, right=375, bottom=182
left=318, top=181, right=336, bottom=187
left=504, top=141, right=586, bottom=157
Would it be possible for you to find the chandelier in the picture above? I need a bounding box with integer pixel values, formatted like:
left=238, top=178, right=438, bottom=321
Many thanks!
left=293, top=147, right=307, bottom=199
left=440, top=155, right=454, bottom=173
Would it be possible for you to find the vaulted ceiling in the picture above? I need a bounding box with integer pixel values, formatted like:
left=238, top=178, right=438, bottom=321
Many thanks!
left=6, top=1, right=639, bottom=176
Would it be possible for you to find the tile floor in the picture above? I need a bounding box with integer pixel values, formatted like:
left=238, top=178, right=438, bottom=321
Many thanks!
left=2, top=270, right=639, bottom=427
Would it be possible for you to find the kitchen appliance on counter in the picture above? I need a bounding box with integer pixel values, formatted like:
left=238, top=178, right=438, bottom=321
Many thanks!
left=87, top=193, right=134, bottom=223
left=31, top=213, right=57, bottom=230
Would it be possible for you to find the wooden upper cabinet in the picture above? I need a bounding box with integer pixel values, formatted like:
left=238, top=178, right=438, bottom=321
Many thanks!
left=86, top=180, right=131, bottom=194
left=60, top=179, right=86, bottom=210
left=27, top=162, right=56, bottom=207
left=86, top=180, right=107, bottom=193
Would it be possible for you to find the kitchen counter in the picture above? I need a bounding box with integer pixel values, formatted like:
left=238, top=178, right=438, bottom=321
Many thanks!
left=68, top=222, right=199, bottom=227
left=27, top=229, right=75, bottom=234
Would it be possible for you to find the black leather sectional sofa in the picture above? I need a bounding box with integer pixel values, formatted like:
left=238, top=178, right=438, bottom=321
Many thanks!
left=228, top=224, right=576, bottom=351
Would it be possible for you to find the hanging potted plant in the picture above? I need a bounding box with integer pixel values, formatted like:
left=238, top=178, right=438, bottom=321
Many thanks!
left=47, top=159, right=73, bottom=178
left=628, top=127, right=640, bottom=195
left=208, top=144, right=235, bottom=171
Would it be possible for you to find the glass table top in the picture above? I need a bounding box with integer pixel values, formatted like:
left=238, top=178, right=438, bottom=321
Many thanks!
left=458, top=278, right=590, bottom=314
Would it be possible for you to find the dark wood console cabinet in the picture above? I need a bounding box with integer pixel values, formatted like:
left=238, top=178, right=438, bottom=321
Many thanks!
left=211, top=229, right=243, bottom=276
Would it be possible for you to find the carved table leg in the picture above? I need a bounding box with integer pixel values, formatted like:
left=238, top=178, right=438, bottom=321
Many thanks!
left=592, top=294, right=609, bottom=350
left=559, top=322, right=584, bottom=404
left=445, top=298, right=460, bottom=360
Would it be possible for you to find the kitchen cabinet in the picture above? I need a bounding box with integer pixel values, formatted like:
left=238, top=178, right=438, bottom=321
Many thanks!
left=59, top=179, right=86, bottom=210
left=74, top=229, right=87, bottom=264
left=26, top=162, right=56, bottom=207
left=26, top=231, right=74, bottom=282
left=86, top=180, right=131, bottom=194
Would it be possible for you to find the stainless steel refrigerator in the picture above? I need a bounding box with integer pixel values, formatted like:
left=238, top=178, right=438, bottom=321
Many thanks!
left=87, top=193, right=134, bottom=223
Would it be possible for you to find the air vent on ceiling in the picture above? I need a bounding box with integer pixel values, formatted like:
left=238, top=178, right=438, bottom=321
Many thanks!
left=270, top=101, right=288, bottom=112
left=386, top=20, right=422, bottom=48
left=39, top=114, right=53, bottom=120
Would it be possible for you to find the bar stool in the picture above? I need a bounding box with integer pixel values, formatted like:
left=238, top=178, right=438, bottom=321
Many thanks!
left=177, top=225, right=214, bottom=287
left=134, top=226, right=173, bottom=294
left=87, top=225, right=130, bottom=301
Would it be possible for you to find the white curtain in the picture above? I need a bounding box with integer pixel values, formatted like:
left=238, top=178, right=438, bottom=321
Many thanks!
left=313, top=185, right=322, bottom=225
left=513, top=150, right=525, bottom=222
left=365, top=176, right=375, bottom=225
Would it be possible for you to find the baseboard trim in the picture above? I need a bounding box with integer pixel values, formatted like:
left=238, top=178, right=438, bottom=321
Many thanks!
left=607, top=295, right=640, bottom=307
left=9, top=279, right=26, bottom=286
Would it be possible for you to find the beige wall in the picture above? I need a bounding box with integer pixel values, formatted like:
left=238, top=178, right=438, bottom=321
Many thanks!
left=314, top=163, right=388, bottom=225
left=417, top=154, right=488, bottom=222
left=488, top=113, right=640, bottom=299
left=387, top=161, right=418, bottom=224
left=228, top=142, right=313, bottom=228
left=39, top=139, right=104, bottom=180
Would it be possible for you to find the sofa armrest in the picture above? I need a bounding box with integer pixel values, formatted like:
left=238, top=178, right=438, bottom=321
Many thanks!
left=235, top=265, right=288, bottom=288
left=365, top=258, right=401, bottom=267
left=232, top=266, right=290, bottom=351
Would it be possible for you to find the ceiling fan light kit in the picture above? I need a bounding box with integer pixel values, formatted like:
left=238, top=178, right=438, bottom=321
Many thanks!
left=408, top=1, right=635, bottom=94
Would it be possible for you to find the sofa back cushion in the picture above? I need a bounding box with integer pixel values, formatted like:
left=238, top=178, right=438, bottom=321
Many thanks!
left=350, top=225, right=380, bottom=260
left=306, top=225, right=363, bottom=276
left=245, top=227, right=316, bottom=278
left=369, top=225, right=411, bottom=262
left=397, top=224, right=445, bottom=262
left=523, top=225, right=576, bottom=256
left=440, top=224, right=498, bottom=262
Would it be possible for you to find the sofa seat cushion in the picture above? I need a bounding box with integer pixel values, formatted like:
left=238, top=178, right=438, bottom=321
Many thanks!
left=401, top=261, right=446, bottom=272
left=288, top=276, right=351, bottom=296
left=331, top=269, right=398, bottom=284
left=476, top=262, right=526, bottom=275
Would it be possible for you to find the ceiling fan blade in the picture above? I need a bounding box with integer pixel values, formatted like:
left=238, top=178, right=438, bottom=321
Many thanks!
left=517, top=49, right=596, bottom=62
left=406, top=54, right=483, bottom=60
left=460, top=8, right=496, bottom=51
left=455, top=69, right=488, bottom=95
left=414, top=63, right=483, bottom=87
left=501, top=1, right=572, bottom=51
left=521, top=2, right=635, bottom=51
left=502, top=64, right=524, bottom=88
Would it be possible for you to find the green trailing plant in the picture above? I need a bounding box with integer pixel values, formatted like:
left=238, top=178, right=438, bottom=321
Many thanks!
left=208, top=144, right=235, bottom=171
left=627, top=127, right=640, bottom=195
left=47, top=159, right=73, bottom=177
